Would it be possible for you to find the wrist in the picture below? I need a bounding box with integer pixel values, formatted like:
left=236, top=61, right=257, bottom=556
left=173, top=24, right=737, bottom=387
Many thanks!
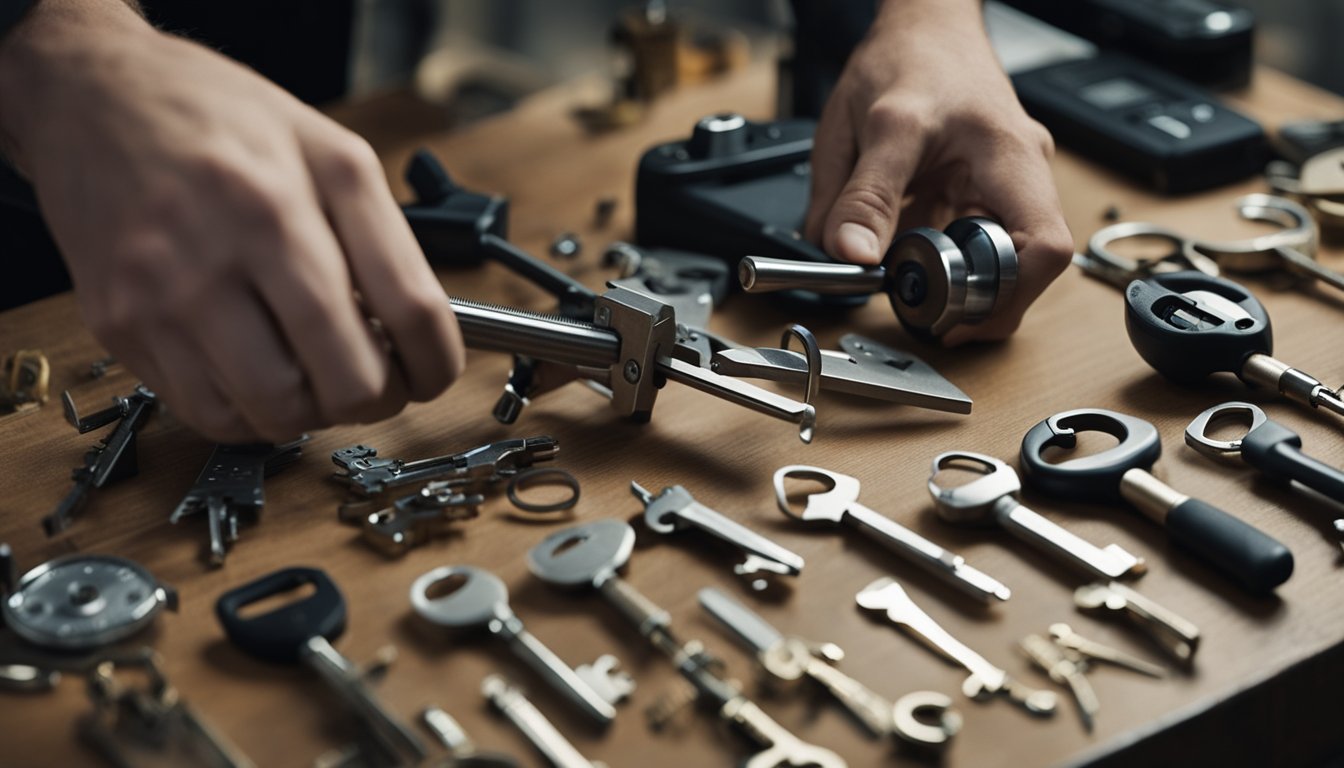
left=872, top=0, right=986, bottom=45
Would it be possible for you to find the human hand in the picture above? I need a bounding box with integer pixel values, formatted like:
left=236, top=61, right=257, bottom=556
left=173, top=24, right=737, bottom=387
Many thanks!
left=0, top=0, right=464, bottom=442
left=804, top=0, right=1073, bottom=345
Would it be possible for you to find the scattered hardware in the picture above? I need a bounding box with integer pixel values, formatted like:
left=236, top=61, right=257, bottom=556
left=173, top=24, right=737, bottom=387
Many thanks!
left=1073, top=582, right=1201, bottom=664
left=632, top=481, right=803, bottom=591
left=1, top=544, right=177, bottom=652
left=1185, top=401, right=1344, bottom=552
left=1267, top=146, right=1344, bottom=231
left=170, top=438, right=308, bottom=566
left=216, top=567, right=427, bottom=768
left=699, top=587, right=962, bottom=751
left=1124, top=272, right=1344, bottom=426
left=528, top=520, right=846, bottom=767
left=0, top=349, right=48, bottom=417
left=927, top=452, right=1146, bottom=581
left=45, top=384, right=156, bottom=536
left=1019, top=634, right=1098, bottom=732
left=602, top=241, right=730, bottom=330
left=740, top=216, right=1019, bottom=338
left=774, top=465, right=1010, bottom=602
left=506, top=468, right=580, bottom=514
left=856, top=577, right=1056, bottom=717
left=421, top=706, right=520, bottom=768
left=482, top=675, right=606, bottom=768
left=549, top=233, right=582, bottom=260
left=401, top=150, right=509, bottom=267
left=411, top=565, right=630, bottom=726
left=1021, top=408, right=1293, bottom=595
left=1048, top=623, right=1166, bottom=678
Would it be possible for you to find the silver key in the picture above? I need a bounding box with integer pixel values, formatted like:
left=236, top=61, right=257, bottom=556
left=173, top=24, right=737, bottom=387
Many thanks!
left=528, top=521, right=846, bottom=768
left=411, top=566, right=624, bottom=725
left=774, top=465, right=1011, bottom=602
left=483, top=675, right=605, bottom=768
left=928, top=452, right=1147, bottom=580
left=302, top=638, right=427, bottom=766
left=1021, top=634, right=1099, bottom=732
left=1048, top=623, right=1166, bottom=678
left=422, top=706, right=521, bottom=767
left=856, top=577, right=1056, bottom=717
left=632, top=481, right=803, bottom=589
left=699, top=587, right=962, bottom=750
left=1074, top=581, right=1200, bottom=664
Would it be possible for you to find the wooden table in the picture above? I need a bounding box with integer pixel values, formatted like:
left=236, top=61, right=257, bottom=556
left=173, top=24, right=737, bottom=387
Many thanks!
left=4, top=61, right=1344, bottom=768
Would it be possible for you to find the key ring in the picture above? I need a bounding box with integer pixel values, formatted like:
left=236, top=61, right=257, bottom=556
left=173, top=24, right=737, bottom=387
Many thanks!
left=506, top=467, right=580, bottom=514
left=1183, top=401, right=1268, bottom=459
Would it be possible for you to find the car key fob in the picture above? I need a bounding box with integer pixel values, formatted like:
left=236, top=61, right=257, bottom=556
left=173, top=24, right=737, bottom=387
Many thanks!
left=215, top=566, right=346, bottom=664
left=1124, top=272, right=1272, bottom=384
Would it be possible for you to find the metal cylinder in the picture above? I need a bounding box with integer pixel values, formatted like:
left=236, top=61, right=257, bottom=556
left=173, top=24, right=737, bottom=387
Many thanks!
left=449, top=298, right=620, bottom=369
left=1119, top=469, right=1186, bottom=524
left=738, top=256, right=886, bottom=295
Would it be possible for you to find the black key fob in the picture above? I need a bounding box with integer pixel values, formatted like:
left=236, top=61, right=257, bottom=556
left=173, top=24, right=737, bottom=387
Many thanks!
left=1124, top=272, right=1272, bottom=384
left=215, top=566, right=347, bottom=664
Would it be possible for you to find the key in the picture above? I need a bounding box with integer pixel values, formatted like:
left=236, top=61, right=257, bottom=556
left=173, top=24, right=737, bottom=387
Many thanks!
left=483, top=675, right=606, bottom=768
left=44, top=384, right=156, bottom=536
left=421, top=706, right=520, bottom=768
left=1048, top=623, right=1166, bottom=678
left=216, top=567, right=427, bottom=767
left=1186, top=401, right=1344, bottom=553
left=528, top=520, right=846, bottom=768
left=698, top=587, right=962, bottom=750
left=1022, top=408, right=1295, bottom=595
left=1074, top=581, right=1200, bottom=664
left=333, top=436, right=560, bottom=497
left=1125, top=271, right=1344, bottom=425
left=410, top=565, right=625, bottom=725
left=1020, top=634, right=1099, bottom=732
left=927, top=452, right=1146, bottom=581
left=856, top=577, right=1056, bottom=717
left=631, top=481, right=803, bottom=590
left=170, top=438, right=308, bottom=566
left=776, top=465, right=1011, bottom=602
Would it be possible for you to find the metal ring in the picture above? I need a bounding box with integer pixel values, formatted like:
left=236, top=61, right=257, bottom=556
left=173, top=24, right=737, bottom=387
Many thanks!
left=1183, top=401, right=1267, bottom=459
left=779, top=324, right=822, bottom=406
left=506, top=467, right=580, bottom=514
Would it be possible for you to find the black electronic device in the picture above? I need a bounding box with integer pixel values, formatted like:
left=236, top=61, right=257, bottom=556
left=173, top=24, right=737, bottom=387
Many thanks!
left=634, top=113, right=868, bottom=308
left=1002, top=0, right=1254, bottom=89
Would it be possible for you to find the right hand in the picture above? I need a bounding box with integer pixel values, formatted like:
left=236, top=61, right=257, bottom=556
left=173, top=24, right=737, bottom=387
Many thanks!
left=0, top=0, right=465, bottom=443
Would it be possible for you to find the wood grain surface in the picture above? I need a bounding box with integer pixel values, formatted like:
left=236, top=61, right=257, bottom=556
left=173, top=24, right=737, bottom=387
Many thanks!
left=3, top=62, right=1344, bottom=768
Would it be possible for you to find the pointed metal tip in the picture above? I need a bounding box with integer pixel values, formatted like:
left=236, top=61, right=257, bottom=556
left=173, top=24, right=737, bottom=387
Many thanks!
left=629, top=481, right=653, bottom=504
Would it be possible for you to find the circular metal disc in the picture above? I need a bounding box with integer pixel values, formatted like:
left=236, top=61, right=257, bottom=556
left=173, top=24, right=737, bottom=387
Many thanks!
left=4, top=554, right=168, bottom=650
left=886, top=229, right=964, bottom=337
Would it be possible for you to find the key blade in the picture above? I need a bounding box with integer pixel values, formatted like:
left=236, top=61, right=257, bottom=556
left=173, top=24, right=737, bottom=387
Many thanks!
left=677, top=500, right=804, bottom=575
left=698, top=587, right=785, bottom=655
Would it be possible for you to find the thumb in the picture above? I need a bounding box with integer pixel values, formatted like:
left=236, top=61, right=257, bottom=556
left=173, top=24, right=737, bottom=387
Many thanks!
left=822, top=146, right=916, bottom=265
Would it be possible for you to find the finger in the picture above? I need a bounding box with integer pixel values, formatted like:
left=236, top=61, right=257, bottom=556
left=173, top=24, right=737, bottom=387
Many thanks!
left=192, top=290, right=325, bottom=442
left=941, top=129, right=1073, bottom=346
left=821, top=106, right=925, bottom=265
left=299, top=125, right=465, bottom=403
left=803, top=95, right=858, bottom=245
left=144, top=327, right=257, bottom=442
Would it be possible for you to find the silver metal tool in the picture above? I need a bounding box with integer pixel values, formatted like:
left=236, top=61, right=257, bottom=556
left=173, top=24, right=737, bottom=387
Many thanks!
left=79, top=648, right=254, bottom=768
left=739, top=217, right=1019, bottom=337
left=421, top=706, right=520, bottom=767
left=482, top=675, right=607, bottom=768
left=1074, top=581, right=1200, bottom=664
left=1, top=545, right=178, bottom=651
left=1185, top=401, right=1344, bottom=553
left=856, top=577, right=1056, bottom=716
left=410, top=565, right=628, bottom=726
left=926, top=452, right=1147, bottom=581
left=527, top=520, right=846, bottom=768
left=774, top=465, right=1010, bottom=602
left=1048, top=623, right=1166, bottom=679
left=170, top=437, right=308, bottom=566
left=632, top=481, right=804, bottom=590
left=698, top=587, right=962, bottom=750
left=355, top=484, right=484, bottom=557
left=1020, top=634, right=1099, bottom=732
left=333, top=436, right=559, bottom=497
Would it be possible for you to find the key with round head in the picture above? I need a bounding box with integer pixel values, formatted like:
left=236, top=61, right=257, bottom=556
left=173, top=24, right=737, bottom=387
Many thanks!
left=215, top=567, right=427, bottom=766
left=774, top=465, right=1011, bottom=602
left=856, top=577, right=1056, bottom=717
left=411, top=565, right=624, bottom=726
left=926, top=453, right=1146, bottom=581
left=1125, top=272, right=1344, bottom=425
left=1186, top=401, right=1344, bottom=553
left=1021, top=408, right=1295, bottom=595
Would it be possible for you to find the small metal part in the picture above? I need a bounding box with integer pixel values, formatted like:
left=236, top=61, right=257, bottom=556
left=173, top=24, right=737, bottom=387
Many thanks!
left=357, top=485, right=483, bottom=557
left=506, top=467, right=581, bottom=514
left=0, top=664, right=60, bottom=692
left=1048, top=623, right=1166, bottom=678
left=1, top=545, right=177, bottom=651
left=1020, top=634, right=1099, bottom=732
left=333, top=436, right=559, bottom=497
left=1074, top=581, right=1200, bottom=664
left=422, top=706, right=522, bottom=767
left=856, top=577, right=1056, bottom=717
left=483, top=675, right=606, bottom=768
left=0, top=349, right=49, bottom=415
left=550, top=232, right=583, bottom=260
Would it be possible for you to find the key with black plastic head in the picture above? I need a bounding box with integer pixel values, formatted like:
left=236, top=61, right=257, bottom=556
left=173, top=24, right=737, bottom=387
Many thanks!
left=1125, top=272, right=1344, bottom=426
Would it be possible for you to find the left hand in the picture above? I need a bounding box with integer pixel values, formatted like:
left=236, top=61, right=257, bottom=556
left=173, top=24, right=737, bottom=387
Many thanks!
left=804, top=0, right=1073, bottom=345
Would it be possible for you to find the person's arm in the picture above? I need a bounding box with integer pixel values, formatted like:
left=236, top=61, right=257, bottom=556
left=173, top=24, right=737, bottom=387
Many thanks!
left=804, top=0, right=1073, bottom=344
left=0, top=0, right=464, bottom=442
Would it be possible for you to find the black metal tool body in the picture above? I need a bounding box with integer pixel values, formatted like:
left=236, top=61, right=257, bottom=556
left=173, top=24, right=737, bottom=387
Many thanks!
left=1021, top=407, right=1294, bottom=595
left=45, top=385, right=157, bottom=536
left=401, top=150, right=509, bottom=267
left=170, top=437, right=308, bottom=566
left=1125, top=272, right=1344, bottom=426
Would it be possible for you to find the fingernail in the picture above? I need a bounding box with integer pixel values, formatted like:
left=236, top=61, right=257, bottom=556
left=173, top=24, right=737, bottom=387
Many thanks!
left=837, top=222, right=880, bottom=264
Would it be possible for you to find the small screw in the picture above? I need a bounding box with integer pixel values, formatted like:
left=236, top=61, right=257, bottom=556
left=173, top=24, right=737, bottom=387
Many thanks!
left=623, top=360, right=641, bottom=383
left=550, top=232, right=582, bottom=260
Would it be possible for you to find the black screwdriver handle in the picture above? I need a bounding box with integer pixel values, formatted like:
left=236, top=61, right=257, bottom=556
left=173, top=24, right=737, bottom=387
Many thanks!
left=1241, top=420, right=1344, bottom=503
left=1165, top=498, right=1294, bottom=595
left=215, top=567, right=347, bottom=664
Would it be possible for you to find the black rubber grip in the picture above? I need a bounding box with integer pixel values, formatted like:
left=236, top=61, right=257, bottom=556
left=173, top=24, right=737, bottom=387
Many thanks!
left=1242, top=421, right=1344, bottom=502
left=215, top=567, right=346, bottom=664
left=1166, top=498, right=1293, bottom=595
